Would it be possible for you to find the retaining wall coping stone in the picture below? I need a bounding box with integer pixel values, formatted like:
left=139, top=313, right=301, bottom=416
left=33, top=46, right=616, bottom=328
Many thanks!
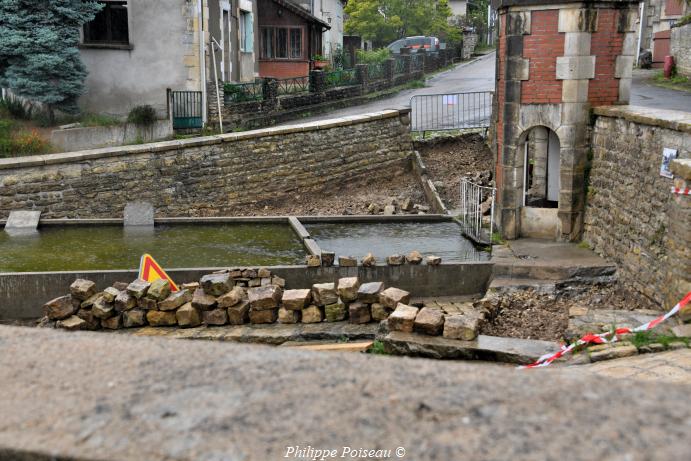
left=593, top=105, right=691, bottom=134
left=0, top=110, right=408, bottom=171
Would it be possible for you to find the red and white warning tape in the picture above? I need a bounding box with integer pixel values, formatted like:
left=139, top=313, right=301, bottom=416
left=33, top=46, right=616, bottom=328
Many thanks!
left=519, top=291, right=691, bottom=369
left=671, top=186, right=691, bottom=195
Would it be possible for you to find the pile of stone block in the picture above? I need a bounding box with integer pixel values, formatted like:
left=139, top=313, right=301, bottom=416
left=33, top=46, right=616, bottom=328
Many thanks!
left=40, top=271, right=423, bottom=331
left=306, top=250, right=442, bottom=268
left=387, top=300, right=487, bottom=341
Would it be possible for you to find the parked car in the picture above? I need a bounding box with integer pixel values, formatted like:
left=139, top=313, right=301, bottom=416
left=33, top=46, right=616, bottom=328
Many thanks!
left=387, top=36, right=441, bottom=54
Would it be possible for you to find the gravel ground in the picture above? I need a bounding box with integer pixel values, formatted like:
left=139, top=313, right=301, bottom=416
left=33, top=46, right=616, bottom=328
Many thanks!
left=415, top=133, right=494, bottom=209
left=481, top=283, right=661, bottom=341
left=223, top=168, right=429, bottom=216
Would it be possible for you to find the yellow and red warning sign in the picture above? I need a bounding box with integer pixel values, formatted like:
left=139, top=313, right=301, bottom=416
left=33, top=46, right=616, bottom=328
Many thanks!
left=138, top=254, right=179, bottom=292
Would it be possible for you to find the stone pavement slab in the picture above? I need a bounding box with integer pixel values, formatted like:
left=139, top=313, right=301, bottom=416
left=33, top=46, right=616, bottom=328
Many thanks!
left=581, top=349, right=691, bottom=384
left=1, top=325, right=689, bottom=461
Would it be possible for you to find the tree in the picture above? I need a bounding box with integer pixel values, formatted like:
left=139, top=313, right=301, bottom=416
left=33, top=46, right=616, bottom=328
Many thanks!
left=345, top=0, right=459, bottom=46
left=0, top=0, right=103, bottom=121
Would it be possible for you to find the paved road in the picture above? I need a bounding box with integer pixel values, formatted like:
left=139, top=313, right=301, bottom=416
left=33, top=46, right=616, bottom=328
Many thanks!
left=631, top=68, right=691, bottom=112
left=1, top=325, right=690, bottom=461
left=290, top=52, right=689, bottom=127
left=289, top=52, right=496, bottom=125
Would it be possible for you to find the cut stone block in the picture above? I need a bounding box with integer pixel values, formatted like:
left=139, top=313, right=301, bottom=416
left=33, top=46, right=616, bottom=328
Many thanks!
left=249, top=308, right=278, bottom=324
left=203, top=308, right=228, bottom=326
left=217, top=286, right=247, bottom=308
left=147, top=310, right=177, bottom=327
left=414, top=307, right=445, bottom=336
left=321, top=251, right=335, bottom=267
left=80, top=293, right=101, bottom=309
left=282, top=289, right=312, bottom=310
left=242, top=269, right=258, bottom=279
left=379, top=287, right=411, bottom=309
left=272, top=276, right=286, bottom=288
left=589, top=345, right=638, bottom=362
left=123, top=201, right=154, bottom=226
left=443, top=313, right=482, bottom=341
left=70, top=279, right=97, bottom=301
left=302, top=305, right=323, bottom=324
left=114, top=291, right=137, bottom=312
left=123, top=309, right=147, bottom=328
left=126, top=279, right=151, bottom=299
left=325, top=300, right=348, bottom=322
left=137, top=297, right=157, bottom=310
left=92, top=298, right=115, bottom=319
left=101, top=314, right=123, bottom=330
left=358, top=282, right=384, bottom=303
left=338, top=256, right=357, bottom=267
left=102, top=287, right=120, bottom=303
left=227, top=300, right=250, bottom=325
left=146, top=279, right=171, bottom=301
left=388, top=304, right=419, bottom=333
left=176, top=303, right=202, bottom=328
left=312, top=283, right=338, bottom=306
left=371, top=303, right=391, bottom=321
left=406, top=251, right=423, bottom=265
left=337, top=277, right=360, bottom=302
left=426, top=256, right=442, bottom=266
left=5, top=210, right=41, bottom=230
left=248, top=285, right=283, bottom=310
left=306, top=255, right=321, bottom=267
left=158, top=289, right=192, bottom=311
left=361, top=253, right=377, bottom=267
left=278, top=307, right=301, bottom=324
left=192, top=288, right=218, bottom=311
left=200, top=273, right=233, bottom=296
left=349, top=302, right=371, bottom=324
left=56, top=315, right=86, bottom=331
left=44, top=295, right=77, bottom=320
left=76, top=309, right=101, bottom=330
left=257, top=268, right=271, bottom=278
left=386, top=254, right=405, bottom=265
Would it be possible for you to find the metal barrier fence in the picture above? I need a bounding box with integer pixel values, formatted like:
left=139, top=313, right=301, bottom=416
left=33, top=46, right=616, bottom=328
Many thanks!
left=224, top=81, right=263, bottom=104
left=170, top=90, right=202, bottom=130
left=325, top=69, right=358, bottom=88
left=459, top=178, right=495, bottom=246
left=409, top=91, right=493, bottom=133
left=276, top=76, right=309, bottom=95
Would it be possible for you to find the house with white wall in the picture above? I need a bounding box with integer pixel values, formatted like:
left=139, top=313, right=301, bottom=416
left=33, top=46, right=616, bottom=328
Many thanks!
left=287, top=0, right=345, bottom=57
left=78, top=0, right=258, bottom=119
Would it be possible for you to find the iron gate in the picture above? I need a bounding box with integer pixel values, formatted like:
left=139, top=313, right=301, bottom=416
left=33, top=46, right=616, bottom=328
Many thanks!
left=410, top=91, right=493, bottom=133
left=169, top=90, right=203, bottom=130
left=459, top=177, right=495, bottom=246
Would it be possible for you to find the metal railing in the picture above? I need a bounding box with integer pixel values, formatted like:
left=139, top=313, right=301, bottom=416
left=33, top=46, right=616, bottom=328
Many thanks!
left=367, top=62, right=385, bottom=80
left=170, top=90, right=202, bottom=130
left=411, top=54, right=424, bottom=72
left=409, top=91, right=493, bottom=133
left=224, top=81, right=263, bottom=103
left=459, top=178, right=495, bottom=246
left=394, top=57, right=406, bottom=75
left=325, top=69, right=358, bottom=88
left=276, top=76, right=309, bottom=95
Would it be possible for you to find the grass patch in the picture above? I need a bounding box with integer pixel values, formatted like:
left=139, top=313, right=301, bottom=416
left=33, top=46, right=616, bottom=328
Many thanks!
left=628, top=330, right=689, bottom=349
left=404, top=79, right=426, bottom=89
left=0, top=118, right=51, bottom=158
left=652, top=71, right=691, bottom=92
left=577, top=241, right=591, bottom=250
left=491, top=232, right=506, bottom=245
left=368, top=340, right=388, bottom=355
left=79, top=113, right=122, bottom=127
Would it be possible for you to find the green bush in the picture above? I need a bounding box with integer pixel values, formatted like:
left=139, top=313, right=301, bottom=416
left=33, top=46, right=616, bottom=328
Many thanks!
left=0, top=118, right=50, bottom=158
left=356, top=48, right=391, bottom=64
left=127, top=105, right=157, bottom=126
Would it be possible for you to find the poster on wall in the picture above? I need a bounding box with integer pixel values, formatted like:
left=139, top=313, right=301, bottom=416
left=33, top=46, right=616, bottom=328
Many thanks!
left=660, top=147, right=678, bottom=179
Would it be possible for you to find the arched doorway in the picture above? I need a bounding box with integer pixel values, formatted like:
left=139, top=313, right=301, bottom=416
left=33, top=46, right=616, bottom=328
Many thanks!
left=520, top=126, right=560, bottom=239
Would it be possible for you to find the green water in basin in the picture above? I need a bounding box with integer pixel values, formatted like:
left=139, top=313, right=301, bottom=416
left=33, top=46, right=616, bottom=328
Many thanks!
left=306, top=222, right=489, bottom=263
left=0, top=224, right=306, bottom=272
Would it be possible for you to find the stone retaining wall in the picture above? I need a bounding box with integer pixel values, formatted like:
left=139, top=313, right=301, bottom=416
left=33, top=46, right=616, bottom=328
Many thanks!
left=671, top=23, right=691, bottom=77
left=0, top=110, right=413, bottom=219
left=584, top=106, right=691, bottom=307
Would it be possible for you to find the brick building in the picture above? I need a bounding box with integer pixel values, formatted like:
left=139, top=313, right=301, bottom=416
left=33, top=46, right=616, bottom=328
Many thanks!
left=492, top=0, right=640, bottom=241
